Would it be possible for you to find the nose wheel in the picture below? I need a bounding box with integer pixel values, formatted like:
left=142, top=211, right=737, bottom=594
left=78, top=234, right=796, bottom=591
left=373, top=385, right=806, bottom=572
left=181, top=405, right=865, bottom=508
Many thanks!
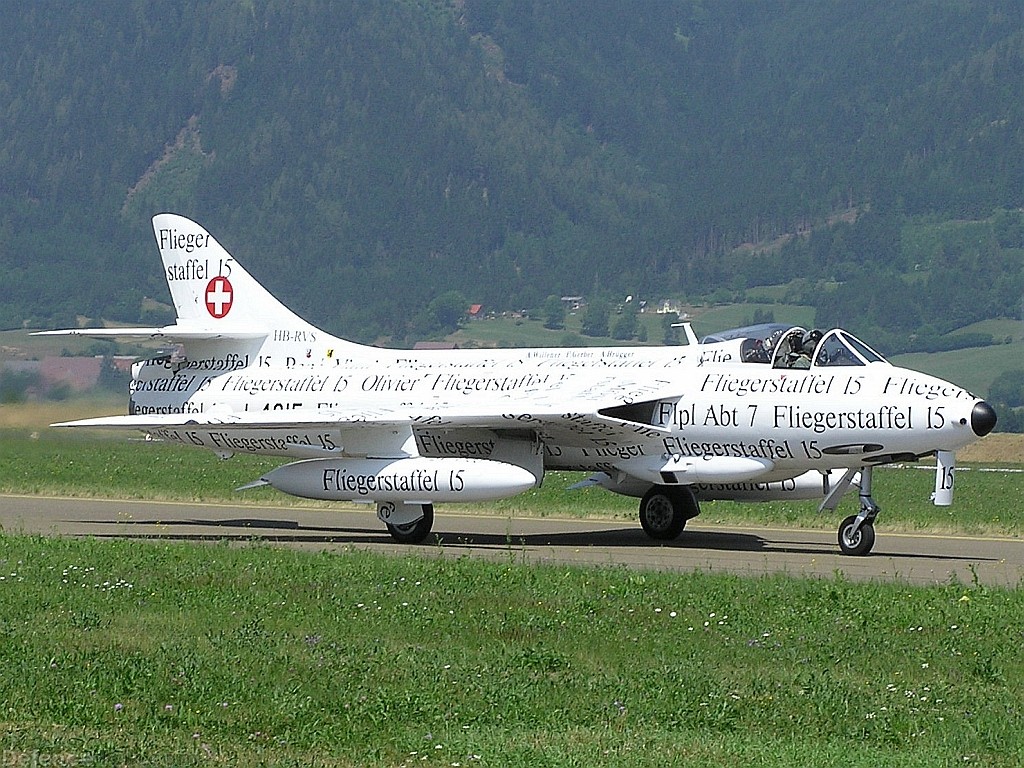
left=820, top=465, right=881, bottom=555
left=836, top=466, right=879, bottom=556
left=838, top=512, right=876, bottom=555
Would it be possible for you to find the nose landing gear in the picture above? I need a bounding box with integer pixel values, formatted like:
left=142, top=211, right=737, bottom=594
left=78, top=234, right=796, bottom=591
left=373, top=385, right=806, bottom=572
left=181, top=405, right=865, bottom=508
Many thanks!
left=821, top=465, right=880, bottom=556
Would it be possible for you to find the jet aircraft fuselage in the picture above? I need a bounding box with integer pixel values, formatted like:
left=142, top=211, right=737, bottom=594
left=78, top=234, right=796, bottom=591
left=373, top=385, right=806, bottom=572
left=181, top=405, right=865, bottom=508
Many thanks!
left=41, top=214, right=996, bottom=555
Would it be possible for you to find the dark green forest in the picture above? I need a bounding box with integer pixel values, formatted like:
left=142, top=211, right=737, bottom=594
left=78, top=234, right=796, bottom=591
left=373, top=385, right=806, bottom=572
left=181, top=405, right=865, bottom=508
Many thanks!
left=1, top=0, right=1023, bottom=345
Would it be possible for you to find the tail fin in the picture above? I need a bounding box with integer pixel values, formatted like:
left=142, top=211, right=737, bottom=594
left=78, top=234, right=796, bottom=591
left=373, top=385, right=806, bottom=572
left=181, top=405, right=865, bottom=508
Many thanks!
left=38, top=213, right=367, bottom=353
left=154, top=213, right=314, bottom=332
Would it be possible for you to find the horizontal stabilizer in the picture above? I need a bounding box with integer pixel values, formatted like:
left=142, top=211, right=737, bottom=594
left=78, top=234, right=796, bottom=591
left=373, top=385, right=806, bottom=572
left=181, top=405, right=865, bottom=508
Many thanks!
left=33, top=325, right=268, bottom=343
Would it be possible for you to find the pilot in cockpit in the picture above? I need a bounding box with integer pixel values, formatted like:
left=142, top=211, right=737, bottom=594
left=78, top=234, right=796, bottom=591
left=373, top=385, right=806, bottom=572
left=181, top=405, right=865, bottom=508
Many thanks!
left=740, top=326, right=885, bottom=368
left=789, top=329, right=823, bottom=368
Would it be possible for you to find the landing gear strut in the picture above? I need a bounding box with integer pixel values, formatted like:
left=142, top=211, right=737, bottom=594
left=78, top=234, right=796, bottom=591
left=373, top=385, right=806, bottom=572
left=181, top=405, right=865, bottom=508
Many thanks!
left=639, top=486, right=700, bottom=541
left=837, top=465, right=879, bottom=556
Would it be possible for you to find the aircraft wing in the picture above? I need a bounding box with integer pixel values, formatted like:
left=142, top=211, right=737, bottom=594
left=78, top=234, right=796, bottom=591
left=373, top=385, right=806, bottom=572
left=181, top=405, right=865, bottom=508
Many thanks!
left=53, top=372, right=679, bottom=450
left=52, top=408, right=413, bottom=432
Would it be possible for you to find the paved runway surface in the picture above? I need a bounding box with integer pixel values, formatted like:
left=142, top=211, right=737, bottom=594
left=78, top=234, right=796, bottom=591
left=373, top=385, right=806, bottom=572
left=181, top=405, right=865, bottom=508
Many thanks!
left=2, top=494, right=1021, bottom=586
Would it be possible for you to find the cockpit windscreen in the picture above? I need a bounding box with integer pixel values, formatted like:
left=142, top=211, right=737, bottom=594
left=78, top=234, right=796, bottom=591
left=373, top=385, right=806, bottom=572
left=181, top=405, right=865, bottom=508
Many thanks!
left=738, top=327, right=888, bottom=368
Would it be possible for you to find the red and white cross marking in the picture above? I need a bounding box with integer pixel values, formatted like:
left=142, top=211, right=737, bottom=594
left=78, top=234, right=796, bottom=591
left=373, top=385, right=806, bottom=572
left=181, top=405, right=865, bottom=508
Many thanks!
left=205, top=276, right=233, bottom=318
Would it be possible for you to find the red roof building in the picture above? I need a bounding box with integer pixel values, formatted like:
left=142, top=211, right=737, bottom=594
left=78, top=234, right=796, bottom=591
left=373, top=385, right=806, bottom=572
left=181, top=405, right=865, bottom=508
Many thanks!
left=39, top=356, right=103, bottom=391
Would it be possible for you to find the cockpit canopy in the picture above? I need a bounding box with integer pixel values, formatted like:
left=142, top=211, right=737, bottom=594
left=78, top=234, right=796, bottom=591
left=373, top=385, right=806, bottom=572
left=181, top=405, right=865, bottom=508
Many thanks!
left=706, top=325, right=888, bottom=369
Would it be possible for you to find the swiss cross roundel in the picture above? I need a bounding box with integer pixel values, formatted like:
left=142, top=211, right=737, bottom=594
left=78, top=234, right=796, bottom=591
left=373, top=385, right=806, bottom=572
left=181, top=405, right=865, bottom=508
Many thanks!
left=205, top=276, right=233, bottom=318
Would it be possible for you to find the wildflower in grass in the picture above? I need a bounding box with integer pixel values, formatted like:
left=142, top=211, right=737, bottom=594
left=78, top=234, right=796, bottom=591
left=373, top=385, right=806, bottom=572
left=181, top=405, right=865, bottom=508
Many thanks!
left=114, top=703, right=123, bottom=712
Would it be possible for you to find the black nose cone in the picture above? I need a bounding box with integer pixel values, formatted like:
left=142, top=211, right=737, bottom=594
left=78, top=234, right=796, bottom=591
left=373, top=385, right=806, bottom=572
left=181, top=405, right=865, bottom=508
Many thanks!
left=972, top=401, right=997, bottom=437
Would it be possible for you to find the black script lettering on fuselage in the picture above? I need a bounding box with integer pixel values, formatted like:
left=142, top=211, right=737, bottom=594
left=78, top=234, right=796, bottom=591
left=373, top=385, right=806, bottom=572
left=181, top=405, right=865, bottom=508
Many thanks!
left=882, top=376, right=972, bottom=401
left=220, top=374, right=330, bottom=396
left=129, top=375, right=198, bottom=395
left=146, top=354, right=249, bottom=373
left=700, top=373, right=836, bottom=397
left=662, top=435, right=795, bottom=461
left=772, top=405, right=912, bottom=433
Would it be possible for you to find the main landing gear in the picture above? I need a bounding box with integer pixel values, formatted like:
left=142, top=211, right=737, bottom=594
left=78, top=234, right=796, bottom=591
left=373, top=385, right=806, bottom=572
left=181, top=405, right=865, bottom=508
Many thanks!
left=384, top=503, right=435, bottom=544
left=639, top=486, right=701, bottom=540
left=834, top=465, right=880, bottom=556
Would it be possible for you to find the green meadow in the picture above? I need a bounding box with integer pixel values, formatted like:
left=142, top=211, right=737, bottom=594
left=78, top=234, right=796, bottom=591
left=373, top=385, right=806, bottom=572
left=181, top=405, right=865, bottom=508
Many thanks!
left=1, top=535, right=1023, bottom=766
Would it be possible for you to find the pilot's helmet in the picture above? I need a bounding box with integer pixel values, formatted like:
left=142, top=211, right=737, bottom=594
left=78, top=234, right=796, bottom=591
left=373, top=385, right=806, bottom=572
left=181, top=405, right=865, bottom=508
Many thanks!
left=801, top=329, right=823, bottom=353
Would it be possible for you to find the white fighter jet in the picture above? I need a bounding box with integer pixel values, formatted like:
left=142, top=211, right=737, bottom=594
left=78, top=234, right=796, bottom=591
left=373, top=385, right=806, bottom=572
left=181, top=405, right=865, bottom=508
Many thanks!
left=39, top=214, right=997, bottom=555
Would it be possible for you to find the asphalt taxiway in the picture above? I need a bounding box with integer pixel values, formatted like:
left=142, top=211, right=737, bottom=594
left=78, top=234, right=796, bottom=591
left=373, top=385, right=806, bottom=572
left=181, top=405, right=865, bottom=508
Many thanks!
left=1, top=495, right=1021, bottom=586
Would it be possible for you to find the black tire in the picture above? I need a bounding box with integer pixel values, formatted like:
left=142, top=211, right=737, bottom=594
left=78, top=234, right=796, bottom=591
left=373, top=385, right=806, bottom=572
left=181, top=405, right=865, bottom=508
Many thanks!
left=838, top=514, right=875, bottom=556
left=639, top=486, right=698, bottom=540
left=386, top=504, right=434, bottom=544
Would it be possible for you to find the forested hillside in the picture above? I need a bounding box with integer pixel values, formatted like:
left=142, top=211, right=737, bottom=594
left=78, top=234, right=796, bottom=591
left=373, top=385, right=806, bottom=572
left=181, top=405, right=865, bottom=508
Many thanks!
left=1, top=0, right=1022, bottom=344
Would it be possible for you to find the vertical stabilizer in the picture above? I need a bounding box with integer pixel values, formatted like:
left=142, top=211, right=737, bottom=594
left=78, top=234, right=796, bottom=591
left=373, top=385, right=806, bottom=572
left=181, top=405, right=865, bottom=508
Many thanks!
left=153, top=213, right=315, bottom=332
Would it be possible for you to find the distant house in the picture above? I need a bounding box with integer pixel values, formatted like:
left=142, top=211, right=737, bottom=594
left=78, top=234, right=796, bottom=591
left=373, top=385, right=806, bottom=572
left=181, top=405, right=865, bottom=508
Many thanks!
left=112, top=356, right=136, bottom=374
left=39, top=356, right=102, bottom=391
left=467, top=304, right=484, bottom=319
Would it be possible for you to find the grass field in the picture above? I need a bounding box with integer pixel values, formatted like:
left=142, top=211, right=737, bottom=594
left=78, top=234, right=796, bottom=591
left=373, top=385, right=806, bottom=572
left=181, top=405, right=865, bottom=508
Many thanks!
left=1, top=535, right=1023, bottom=766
